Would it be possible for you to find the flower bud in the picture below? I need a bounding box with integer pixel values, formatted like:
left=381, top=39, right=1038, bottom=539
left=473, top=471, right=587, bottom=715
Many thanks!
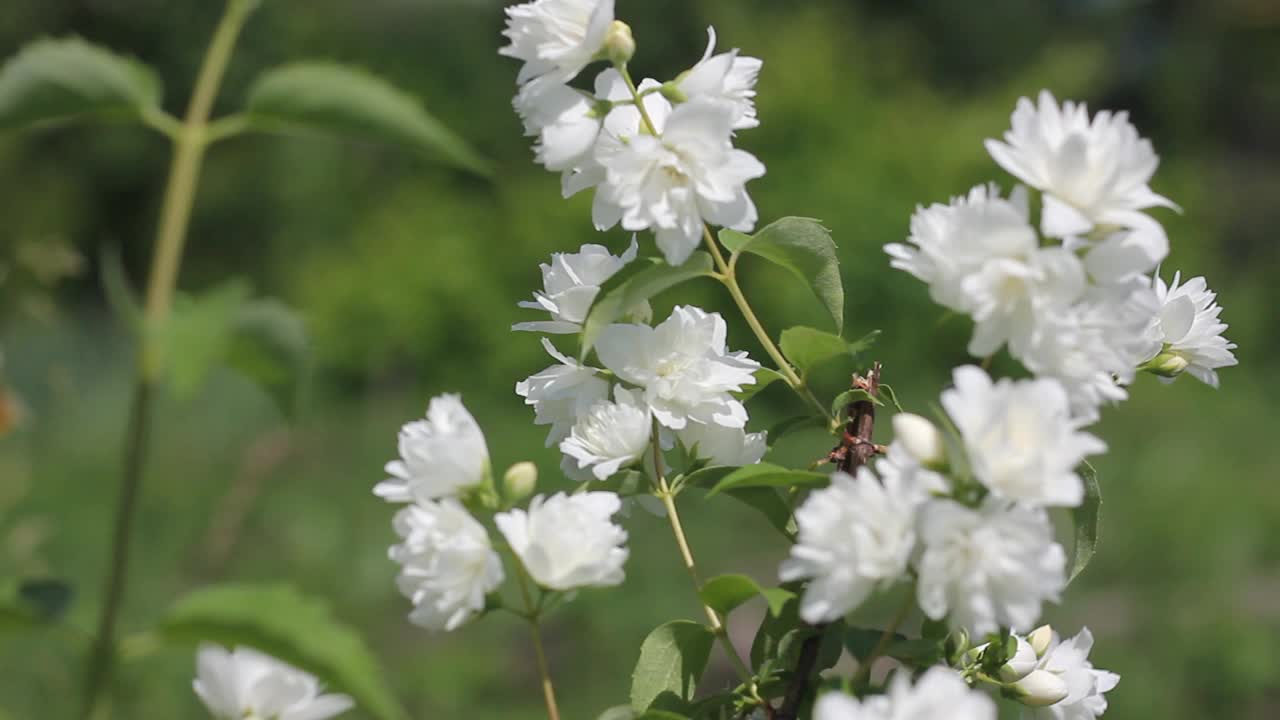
left=1012, top=670, right=1069, bottom=707
left=502, top=461, right=538, bottom=503
left=659, top=82, right=688, bottom=104
left=603, top=20, right=635, bottom=66
left=998, top=636, right=1038, bottom=682
left=1140, top=350, right=1189, bottom=378
left=1028, top=625, right=1054, bottom=658
left=892, top=413, right=946, bottom=467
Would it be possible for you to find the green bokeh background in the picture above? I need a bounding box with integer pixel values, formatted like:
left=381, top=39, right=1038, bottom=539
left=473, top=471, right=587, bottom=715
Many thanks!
left=1, top=0, right=1277, bottom=717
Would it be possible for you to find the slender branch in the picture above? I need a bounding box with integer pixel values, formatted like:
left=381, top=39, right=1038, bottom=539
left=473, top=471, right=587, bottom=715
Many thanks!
left=775, top=622, right=828, bottom=720
left=81, top=1, right=256, bottom=715
left=515, top=567, right=561, bottom=720
left=650, top=420, right=756, bottom=689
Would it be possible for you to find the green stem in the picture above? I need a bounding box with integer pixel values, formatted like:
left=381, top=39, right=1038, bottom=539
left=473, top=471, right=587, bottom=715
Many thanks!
left=81, top=2, right=256, bottom=716
left=851, top=592, right=914, bottom=688
left=515, top=568, right=562, bottom=720
left=615, top=64, right=830, bottom=425
left=650, top=421, right=757, bottom=690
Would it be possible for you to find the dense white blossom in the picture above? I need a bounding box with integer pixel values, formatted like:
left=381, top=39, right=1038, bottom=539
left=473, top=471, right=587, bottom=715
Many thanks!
left=677, top=421, right=766, bottom=466
left=516, top=339, right=610, bottom=446
left=594, top=97, right=765, bottom=265
left=496, top=491, right=628, bottom=590
left=388, top=499, right=504, bottom=632
left=560, top=387, right=653, bottom=480
left=1148, top=271, right=1237, bottom=387
left=940, top=366, right=1104, bottom=507
left=193, top=644, right=353, bottom=720
left=915, top=498, right=1065, bottom=635
left=813, top=666, right=996, bottom=720
left=676, top=27, right=762, bottom=130
left=596, top=305, right=758, bottom=430
left=375, top=395, right=489, bottom=503
left=500, top=0, right=615, bottom=100
left=1024, top=628, right=1119, bottom=720
left=985, top=90, right=1176, bottom=239
left=514, top=239, right=638, bottom=334
left=781, top=467, right=924, bottom=623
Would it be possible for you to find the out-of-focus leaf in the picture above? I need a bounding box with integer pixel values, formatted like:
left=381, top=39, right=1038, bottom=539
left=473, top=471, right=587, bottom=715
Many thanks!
left=161, top=281, right=252, bottom=398
left=698, top=574, right=794, bottom=618
left=630, top=620, right=715, bottom=712
left=158, top=583, right=408, bottom=720
left=0, top=37, right=161, bottom=131
left=728, top=218, right=843, bottom=331
left=705, top=462, right=828, bottom=497
left=226, top=299, right=311, bottom=418
left=0, top=579, right=74, bottom=632
left=779, top=326, right=851, bottom=375
left=733, top=367, right=786, bottom=401
left=244, top=62, right=489, bottom=175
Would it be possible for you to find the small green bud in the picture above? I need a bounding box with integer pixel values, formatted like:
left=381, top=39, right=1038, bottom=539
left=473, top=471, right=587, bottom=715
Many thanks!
left=1028, top=625, right=1054, bottom=658
left=659, top=82, right=688, bottom=103
left=604, top=21, right=635, bottom=66
left=1140, top=350, right=1190, bottom=378
left=503, top=461, right=538, bottom=502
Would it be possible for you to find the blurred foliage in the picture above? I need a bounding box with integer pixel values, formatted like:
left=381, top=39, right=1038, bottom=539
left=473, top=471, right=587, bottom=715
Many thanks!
left=0, top=0, right=1278, bottom=718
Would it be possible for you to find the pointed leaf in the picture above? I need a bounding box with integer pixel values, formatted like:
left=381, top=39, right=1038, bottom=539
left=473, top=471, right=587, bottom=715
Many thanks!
left=158, top=583, right=409, bottom=720
left=729, top=218, right=843, bottom=331
left=245, top=62, right=489, bottom=175
left=733, top=367, right=785, bottom=401
left=779, top=326, right=850, bottom=375
left=0, top=38, right=161, bottom=131
left=699, top=574, right=793, bottom=617
left=706, top=462, right=828, bottom=497
left=1069, top=461, right=1101, bottom=584
left=580, top=251, right=714, bottom=358
left=630, top=620, right=715, bottom=712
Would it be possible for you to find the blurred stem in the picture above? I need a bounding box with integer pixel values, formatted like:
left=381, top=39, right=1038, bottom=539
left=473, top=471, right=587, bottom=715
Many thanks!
left=650, top=420, right=758, bottom=692
left=850, top=592, right=914, bottom=688
left=615, top=64, right=829, bottom=424
left=81, top=1, right=257, bottom=717
left=515, top=567, right=561, bottom=720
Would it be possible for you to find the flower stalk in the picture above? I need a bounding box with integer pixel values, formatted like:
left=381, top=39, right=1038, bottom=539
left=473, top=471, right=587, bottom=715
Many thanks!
left=515, top=565, right=562, bottom=720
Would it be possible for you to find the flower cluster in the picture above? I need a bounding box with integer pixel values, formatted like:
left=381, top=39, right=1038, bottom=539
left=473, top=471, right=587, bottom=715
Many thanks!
left=193, top=644, right=353, bottom=720
left=814, top=666, right=995, bottom=720
left=503, top=2, right=766, bottom=265
left=785, top=366, right=1104, bottom=635
left=886, top=90, right=1236, bottom=418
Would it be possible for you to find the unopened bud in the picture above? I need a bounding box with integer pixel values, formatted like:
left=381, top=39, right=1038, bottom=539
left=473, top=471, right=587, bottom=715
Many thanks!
left=604, top=21, right=635, bottom=65
left=998, top=636, right=1038, bottom=682
left=1028, top=625, right=1054, bottom=658
left=503, top=461, right=538, bottom=502
left=1140, top=350, right=1189, bottom=378
left=892, top=413, right=946, bottom=467
left=659, top=81, right=688, bottom=103
left=1013, top=670, right=1069, bottom=707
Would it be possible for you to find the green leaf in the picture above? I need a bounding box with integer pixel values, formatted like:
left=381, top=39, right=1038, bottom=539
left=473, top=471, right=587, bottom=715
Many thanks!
left=829, top=388, right=882, bottom=419
left=0, top=37, right=161, bottom=131
left=779, top=326, right=851, bottom=375
left=718, top=229, right=751, bottom=252
left=630, top=620, right=715, bottom=712
left=750, top=591, right=801, bottom=669
left=158, top=583, right=408, bottom=720
left=729, top=217, right=843, bottom=331
left=705, top=462, right=828, bottom=497
left=244, top=62, right=489, bottom=175
left=698, top=574, right=794, bottom=618
left=226, top=299, right=311, bottom=418
left=1069, top=461, right=1101, bottom=584
left=580, top=251, right=715, bottom=357
left=843, top=627, right=898, bottom=664
left=161, top=282, right=253, bottom=398
left=0, top=579, right=74, bottom=632
left=723, top=487, right=795, bottom=539
left=733, top=367, right=786, bottom=401
left=767, top=414, right=827, bottom=442
left=846, top=328, right=881, bottom=356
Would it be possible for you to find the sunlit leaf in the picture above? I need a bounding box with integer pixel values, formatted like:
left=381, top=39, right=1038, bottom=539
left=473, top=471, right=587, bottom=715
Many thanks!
left=630, top=620, right=715, bottom=712
left=728, top=218, right=843, bottom=331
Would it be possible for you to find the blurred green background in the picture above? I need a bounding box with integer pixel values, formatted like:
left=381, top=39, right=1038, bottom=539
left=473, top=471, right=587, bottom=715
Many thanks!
left=1, top=0, right=1278, bottom=717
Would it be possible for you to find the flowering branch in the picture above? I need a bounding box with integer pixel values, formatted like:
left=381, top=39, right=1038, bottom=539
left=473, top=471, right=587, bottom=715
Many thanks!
left=515, top=566, right=562, bottom=720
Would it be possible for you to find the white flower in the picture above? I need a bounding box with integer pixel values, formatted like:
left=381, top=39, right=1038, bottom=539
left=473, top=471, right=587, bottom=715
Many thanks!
left=985, top=90, right=1176, bottom=239
left=500, top=0, right=615, bottom=99
left=516, top=339, right=610, bottom=446
left=496, top=491, right=628, bottom=590
left=375, top=395, right=489, bottom=503
left=388, top=499, right=504, bottom=632
left=193, top=644, right=353, bottom=720
left=1025, top=628, right=1119, bottom=720
left=814, top=666, right=996, bottom=720
left=595, top=98, right=765, bottom=265
left=515, top=83, right=603, bottom=172
left=780, top=467, right=923, bottom=623
left=677, top=421, right=767, bottom=466
left=940, top=366, right=1104, bottom=507
left=514, top=239, right=638, bottom=334
left=560, top=386, right=653, bottom=480
left=676, top=27, right=762, bottom=130
left=915, top=498, right=1066, bottom=635
left=595, top=305, right=759, bottom=430
left=1080, top=221, right=1168, bottom=288
left=1014, top=670, right=1071, bottom=707
left=1001, top=635, right=1041, bottom=681
left=1148, top=271, right=1237, bottom=387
